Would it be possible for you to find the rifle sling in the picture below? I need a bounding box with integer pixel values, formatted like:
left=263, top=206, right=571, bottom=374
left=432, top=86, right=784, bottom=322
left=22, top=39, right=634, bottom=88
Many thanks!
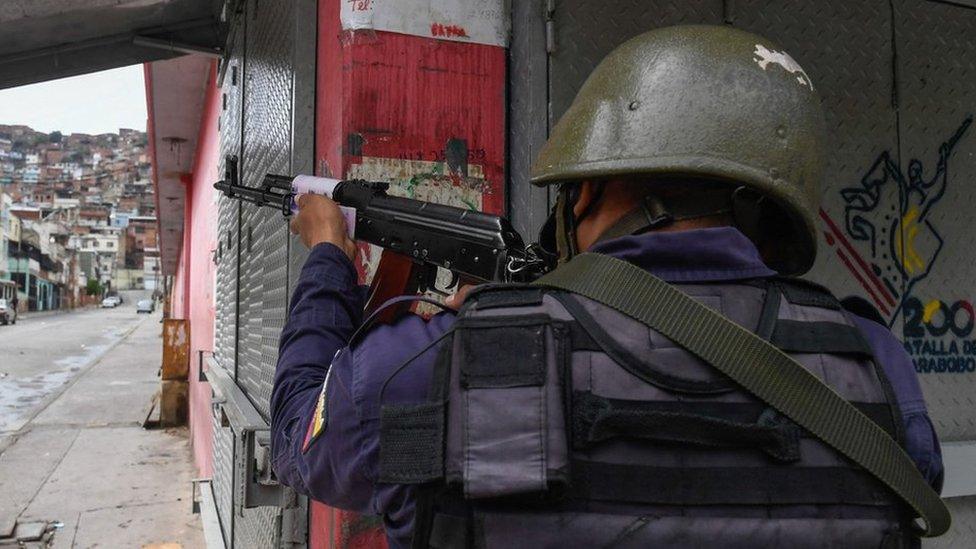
left=534, top=252, right=950, bottom=537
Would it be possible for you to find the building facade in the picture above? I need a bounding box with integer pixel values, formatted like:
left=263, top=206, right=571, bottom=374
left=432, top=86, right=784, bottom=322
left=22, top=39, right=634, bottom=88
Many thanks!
left=0, top=192, right=10, bottom=280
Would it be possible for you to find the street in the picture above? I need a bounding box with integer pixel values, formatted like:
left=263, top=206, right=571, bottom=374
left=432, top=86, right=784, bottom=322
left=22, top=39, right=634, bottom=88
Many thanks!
left=0, top=293, right=145, bottom=435
left=0, top=293, right=204, bottom=547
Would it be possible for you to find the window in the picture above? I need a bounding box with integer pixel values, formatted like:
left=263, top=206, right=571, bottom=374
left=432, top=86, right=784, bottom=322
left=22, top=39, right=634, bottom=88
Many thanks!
left=107, top=242, right=114, bottom=248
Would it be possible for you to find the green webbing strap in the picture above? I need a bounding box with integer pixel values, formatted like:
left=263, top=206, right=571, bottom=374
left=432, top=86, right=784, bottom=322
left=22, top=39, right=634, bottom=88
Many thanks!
left=534, top=253, right=950, bottom=537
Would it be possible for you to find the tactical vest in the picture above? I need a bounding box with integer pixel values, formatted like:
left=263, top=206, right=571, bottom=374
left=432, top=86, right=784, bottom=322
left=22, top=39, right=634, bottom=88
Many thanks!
left=379, top=278, right=912, bottom=548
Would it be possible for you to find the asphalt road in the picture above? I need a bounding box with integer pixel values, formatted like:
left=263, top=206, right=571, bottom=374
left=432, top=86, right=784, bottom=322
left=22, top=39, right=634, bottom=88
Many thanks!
left=0, top=290, right=152, bottom=434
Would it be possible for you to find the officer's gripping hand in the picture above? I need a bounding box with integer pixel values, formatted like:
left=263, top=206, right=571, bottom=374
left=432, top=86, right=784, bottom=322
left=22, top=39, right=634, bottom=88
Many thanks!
left=444, top=285, right=475, bottom=310
left=289, top=194, right=357, bottom=260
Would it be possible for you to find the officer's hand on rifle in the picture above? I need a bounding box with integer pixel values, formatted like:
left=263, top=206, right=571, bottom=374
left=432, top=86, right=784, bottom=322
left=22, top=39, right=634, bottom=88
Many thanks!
left=444, top=284, right=475, bottom=310
left=289, top=193, right=357, bottom=260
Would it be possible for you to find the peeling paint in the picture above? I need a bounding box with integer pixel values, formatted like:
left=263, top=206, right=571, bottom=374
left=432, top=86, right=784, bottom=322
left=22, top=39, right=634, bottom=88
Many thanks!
left=753, top=44, right=814, bottom=91
left=340, top=0, right=509, bottom=47
left=345, top=156, right=487, bottom=284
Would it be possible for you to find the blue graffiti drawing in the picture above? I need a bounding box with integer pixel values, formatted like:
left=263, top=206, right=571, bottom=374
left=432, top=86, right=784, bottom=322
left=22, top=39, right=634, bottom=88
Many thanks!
left=837, top=115, right=972, bottom=324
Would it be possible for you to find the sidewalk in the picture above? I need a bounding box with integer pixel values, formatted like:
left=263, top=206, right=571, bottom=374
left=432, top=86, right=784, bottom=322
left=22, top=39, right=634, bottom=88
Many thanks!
left=0, top=313, right=204, bottom=548
left=14, top=306, right=96, bottom=322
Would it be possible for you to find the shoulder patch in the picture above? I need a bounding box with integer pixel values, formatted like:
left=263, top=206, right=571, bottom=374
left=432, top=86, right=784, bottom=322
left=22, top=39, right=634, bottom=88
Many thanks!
left=302, top=366, right=333, bottom=453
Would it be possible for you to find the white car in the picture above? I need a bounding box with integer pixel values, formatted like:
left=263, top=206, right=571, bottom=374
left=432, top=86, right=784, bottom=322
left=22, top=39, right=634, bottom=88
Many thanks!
left=136, top=299, right=155, bottom=314
left=0, top=298, right=16, bottom=325
left=101, top=297, right=120, bottom=308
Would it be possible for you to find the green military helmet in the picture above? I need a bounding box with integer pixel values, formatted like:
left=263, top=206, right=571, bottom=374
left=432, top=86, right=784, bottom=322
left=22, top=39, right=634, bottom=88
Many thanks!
left=531, top=24, right=826, bottom=275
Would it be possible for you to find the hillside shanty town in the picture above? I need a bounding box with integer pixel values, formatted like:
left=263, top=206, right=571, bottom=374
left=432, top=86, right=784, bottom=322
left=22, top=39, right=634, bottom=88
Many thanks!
left=3, top=1, right=976, bottom=548
left=0, top=124, right=159, bottom=312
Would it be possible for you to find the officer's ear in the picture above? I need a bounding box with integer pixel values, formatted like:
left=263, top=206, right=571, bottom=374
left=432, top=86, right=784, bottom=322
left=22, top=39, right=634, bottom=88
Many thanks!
left=573, top=181, right=600, bottom=218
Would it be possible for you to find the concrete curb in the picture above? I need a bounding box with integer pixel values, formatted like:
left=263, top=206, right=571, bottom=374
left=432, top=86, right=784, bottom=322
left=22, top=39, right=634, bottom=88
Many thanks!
left=16, top=306, right=97, bottom=322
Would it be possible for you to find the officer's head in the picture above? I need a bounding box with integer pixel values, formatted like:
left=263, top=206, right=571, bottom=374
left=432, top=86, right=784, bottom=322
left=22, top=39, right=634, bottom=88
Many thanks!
left=531, top=25, right=826, bottom=276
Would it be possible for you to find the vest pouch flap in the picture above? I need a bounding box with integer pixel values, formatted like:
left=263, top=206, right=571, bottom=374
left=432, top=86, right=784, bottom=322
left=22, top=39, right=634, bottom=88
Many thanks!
left=449, top=316, right=568, bottom=499
left=460, top=322, right=547, bottom=388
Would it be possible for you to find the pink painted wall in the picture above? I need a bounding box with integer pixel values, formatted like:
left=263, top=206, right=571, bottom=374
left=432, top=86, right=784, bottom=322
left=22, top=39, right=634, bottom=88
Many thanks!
left=174, top=62, right=222, bottom=477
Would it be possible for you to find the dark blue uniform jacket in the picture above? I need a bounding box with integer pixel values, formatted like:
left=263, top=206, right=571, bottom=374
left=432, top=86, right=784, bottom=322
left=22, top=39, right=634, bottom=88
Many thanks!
left=271, top=227, right=943, bottom=548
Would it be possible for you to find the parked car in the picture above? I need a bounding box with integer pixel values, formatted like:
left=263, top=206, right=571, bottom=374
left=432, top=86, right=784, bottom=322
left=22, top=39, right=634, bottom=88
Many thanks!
left=136, top=299, right=155, bottom=314
left=0, top=280, right=17, bottom=325
left=101, top=297, right=120, bottom=308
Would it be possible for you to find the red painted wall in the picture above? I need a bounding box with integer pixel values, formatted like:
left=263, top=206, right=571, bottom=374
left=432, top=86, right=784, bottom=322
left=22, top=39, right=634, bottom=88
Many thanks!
left=312, top=0, right=507, bottom=545
left=168, top=62, right=222, bottom=477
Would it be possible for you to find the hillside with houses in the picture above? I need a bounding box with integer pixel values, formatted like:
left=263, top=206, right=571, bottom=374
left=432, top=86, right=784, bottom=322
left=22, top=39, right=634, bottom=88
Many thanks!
left=0, top=124, right=158, bottom=312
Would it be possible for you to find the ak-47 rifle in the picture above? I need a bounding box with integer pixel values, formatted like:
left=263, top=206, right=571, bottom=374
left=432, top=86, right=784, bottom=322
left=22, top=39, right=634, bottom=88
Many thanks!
left=214, top=156, right=550, bottom=316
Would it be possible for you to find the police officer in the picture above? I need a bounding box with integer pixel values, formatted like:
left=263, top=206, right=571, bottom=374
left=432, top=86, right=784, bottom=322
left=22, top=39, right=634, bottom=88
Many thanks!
left=271, top=25, right=942, bottom=548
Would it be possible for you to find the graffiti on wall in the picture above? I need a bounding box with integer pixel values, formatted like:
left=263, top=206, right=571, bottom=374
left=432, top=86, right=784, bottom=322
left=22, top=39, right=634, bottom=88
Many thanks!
left=822, top=115, right=973, bottom=373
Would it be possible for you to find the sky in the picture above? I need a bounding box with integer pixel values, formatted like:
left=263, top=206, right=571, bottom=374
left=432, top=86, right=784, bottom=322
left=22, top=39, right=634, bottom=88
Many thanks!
left=0, top=64, right=147, bottom=135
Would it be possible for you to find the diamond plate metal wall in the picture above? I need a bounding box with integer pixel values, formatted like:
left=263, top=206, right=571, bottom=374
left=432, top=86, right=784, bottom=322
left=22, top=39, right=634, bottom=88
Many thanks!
left=507, top=0, right=551, bottom=241
left=893, top=0, right=976, bottom=443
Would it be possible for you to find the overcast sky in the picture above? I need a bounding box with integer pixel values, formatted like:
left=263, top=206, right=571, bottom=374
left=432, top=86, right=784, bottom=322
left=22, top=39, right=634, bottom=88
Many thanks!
left=0, top=65, right=147, bottom=135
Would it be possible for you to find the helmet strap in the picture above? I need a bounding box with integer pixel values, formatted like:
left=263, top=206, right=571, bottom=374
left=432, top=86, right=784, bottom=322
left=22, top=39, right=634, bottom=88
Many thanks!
left=554, top=185, right=580, bottom=264
left=730, top=186, right=766, bottom=244
left=592, top=191, right=733, bottom=246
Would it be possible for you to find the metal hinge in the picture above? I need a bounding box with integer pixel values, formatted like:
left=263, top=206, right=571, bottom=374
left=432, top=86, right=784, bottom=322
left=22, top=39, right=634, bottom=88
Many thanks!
left=242, top=429, right=283, bottom=509
left=545, top=0, right=556, bottom=53
left=206, top=357, right=285, bottom=510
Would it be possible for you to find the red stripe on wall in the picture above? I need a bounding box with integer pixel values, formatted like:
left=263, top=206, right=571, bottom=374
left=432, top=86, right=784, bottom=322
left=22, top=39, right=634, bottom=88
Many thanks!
left=819, top=208, right=897, bottom=307
left=836, top=248, right=891, bottom=317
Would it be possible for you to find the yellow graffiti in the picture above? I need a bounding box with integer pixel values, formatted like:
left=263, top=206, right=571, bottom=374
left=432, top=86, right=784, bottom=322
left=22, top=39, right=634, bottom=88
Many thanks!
left=895, top=206, right=926, bottom=276
left=923, top=299, right=942, bottom=323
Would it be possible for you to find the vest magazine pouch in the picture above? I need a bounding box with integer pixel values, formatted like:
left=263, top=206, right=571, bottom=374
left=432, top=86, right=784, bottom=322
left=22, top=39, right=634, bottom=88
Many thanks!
left=447, top=314, right=569, bottom=499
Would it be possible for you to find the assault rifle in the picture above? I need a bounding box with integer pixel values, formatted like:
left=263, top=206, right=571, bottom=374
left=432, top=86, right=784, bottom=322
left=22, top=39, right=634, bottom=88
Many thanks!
left=214, top=156, right=550, bottom=314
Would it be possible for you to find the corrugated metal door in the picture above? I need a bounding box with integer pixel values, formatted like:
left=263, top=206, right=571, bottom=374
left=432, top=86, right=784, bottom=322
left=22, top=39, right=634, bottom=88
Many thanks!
left=214, top=7, right=247, bottom=546
left=520, top=0, right=976, bottom=545
left=234, top=0, right=296, bottom=546
left=209, top=0, right=314, bottom=547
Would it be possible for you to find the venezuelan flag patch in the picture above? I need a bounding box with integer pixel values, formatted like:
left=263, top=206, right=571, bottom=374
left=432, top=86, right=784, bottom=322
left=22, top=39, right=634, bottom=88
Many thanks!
left=302, top=368, right=332, bottom=453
